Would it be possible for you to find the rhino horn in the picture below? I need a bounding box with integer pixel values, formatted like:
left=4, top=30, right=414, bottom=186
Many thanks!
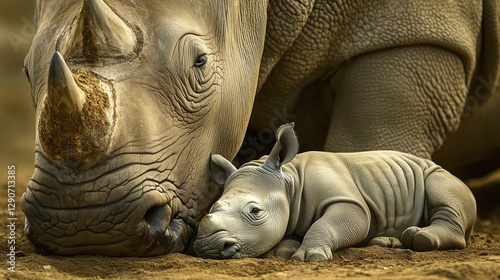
left=47, top=51, right=86, bottom=114
left=40, top=51, right=114, bottom=170
left=68, top=0, right=137, bottom=60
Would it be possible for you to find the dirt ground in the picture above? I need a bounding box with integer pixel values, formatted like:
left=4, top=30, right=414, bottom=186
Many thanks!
left=1, top=1, right=500, bottom=279
left=0, top=203, right=499, bottom=280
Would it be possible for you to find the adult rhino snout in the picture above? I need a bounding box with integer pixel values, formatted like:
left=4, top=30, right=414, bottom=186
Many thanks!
left=38, top=52, right=115, bottom=170
left=21, top=173, right=191, bottom=256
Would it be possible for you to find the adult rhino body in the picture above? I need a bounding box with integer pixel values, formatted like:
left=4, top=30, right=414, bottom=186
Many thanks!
left=22, top=0, right=499, bottom=256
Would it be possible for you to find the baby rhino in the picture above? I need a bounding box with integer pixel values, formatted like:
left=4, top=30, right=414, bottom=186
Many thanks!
left=193, top=124, right=476, bottom=262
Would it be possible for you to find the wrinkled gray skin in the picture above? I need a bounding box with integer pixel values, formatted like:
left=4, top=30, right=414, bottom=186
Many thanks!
left=194, top=124, right=477, bottom=261
left=21, top=0, right=267, bottom=256
left=22, top=0, right=497, bottom=256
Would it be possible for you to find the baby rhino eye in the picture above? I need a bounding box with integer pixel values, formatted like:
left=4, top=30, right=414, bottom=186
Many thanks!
left=250, top=207, right=261, bottom=215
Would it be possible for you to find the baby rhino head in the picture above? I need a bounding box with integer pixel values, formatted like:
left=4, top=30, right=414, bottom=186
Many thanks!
left=194, top=124, right=299, bottom=259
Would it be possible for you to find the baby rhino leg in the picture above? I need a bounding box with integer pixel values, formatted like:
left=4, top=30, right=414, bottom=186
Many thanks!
left=368, top=237, right=403, bottom=248
left=401, top=169, right=477, bottom=251
left=262, top=235, right=301, bottom=259
left=291, top=202, right=370, bottom=262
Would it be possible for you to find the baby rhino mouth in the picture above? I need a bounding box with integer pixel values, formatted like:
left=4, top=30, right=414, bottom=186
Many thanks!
left=193, top=230, right=241, bottom=259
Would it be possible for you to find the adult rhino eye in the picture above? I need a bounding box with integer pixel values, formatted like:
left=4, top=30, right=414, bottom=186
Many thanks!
left=194, top=54, right=207, bottom=67
left=23, top=66, right=30, bottom=83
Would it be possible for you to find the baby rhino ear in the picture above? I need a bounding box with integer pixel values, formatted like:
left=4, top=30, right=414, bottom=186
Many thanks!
left=264, top=123, right=299, bottom=171
left=210, top=154, right=237, bottom=185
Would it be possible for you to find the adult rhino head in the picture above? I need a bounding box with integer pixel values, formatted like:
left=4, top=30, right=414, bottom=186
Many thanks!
left=21, top=0, right=267, bottom=256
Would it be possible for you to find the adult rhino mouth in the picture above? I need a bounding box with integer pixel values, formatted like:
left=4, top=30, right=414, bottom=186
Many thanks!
left=21, top=154, right=194, bottom=256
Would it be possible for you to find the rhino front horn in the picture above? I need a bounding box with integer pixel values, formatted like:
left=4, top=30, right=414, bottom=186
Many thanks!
left=38, top=51, right=115, bottom=170
left=47, top=51, right=86, bottom=114
left=63, top=0, right=138, bottom=61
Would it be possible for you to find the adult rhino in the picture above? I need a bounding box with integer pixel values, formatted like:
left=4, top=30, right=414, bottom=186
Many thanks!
left=21, top=0, right=499, bottom=256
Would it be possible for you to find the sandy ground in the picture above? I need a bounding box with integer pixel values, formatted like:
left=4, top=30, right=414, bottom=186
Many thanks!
left=0, top=201, right=499, bottom=280
left=1, top=1, right=500, bottom=279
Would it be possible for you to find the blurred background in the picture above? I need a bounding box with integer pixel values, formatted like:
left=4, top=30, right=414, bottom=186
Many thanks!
left=0, top=1, right=36, bottom=193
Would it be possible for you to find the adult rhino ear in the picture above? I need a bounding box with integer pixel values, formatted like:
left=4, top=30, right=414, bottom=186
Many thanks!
left=210, top=154, right=237, bottom=185
left=264, top=123, right=299, bottom=171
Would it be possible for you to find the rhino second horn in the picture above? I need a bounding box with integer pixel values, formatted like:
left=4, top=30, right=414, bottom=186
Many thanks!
left=47, top=51, right=86, bottom=114
left=81, top=0, right=136, bottom=58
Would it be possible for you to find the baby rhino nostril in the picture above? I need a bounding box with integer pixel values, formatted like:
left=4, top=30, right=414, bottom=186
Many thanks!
left=221, top=238, right=237, bottom=258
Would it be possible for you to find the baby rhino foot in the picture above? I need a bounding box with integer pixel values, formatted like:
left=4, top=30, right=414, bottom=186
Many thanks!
left=263, top=238, right=301, bottom=259
left=368, top=237, right=403, bottom=248
left=290, top=245, right=333, bottom=262
left=401, top=226, right=440, bottom=251
left=401, top=225, right=466, bottom=251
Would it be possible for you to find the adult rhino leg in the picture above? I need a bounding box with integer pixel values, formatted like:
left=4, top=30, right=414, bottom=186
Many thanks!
left=324, top=45, right=468, bottom=159
left=400, top=169, right=476, bottom=251
left=467, top=170, right=500, bottom=220
left=433, top=85, right=500, bottom=220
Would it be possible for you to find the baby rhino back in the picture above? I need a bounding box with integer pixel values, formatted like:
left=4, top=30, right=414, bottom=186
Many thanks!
left=338, top=151, right=439, bottom=239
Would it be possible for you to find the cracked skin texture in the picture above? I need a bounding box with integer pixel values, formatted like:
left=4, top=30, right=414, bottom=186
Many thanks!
left=252, top=0, right=499, bottom=161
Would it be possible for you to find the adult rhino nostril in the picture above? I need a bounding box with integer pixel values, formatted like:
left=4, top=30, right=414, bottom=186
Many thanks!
left=143, top=204, right=170, bottom=235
